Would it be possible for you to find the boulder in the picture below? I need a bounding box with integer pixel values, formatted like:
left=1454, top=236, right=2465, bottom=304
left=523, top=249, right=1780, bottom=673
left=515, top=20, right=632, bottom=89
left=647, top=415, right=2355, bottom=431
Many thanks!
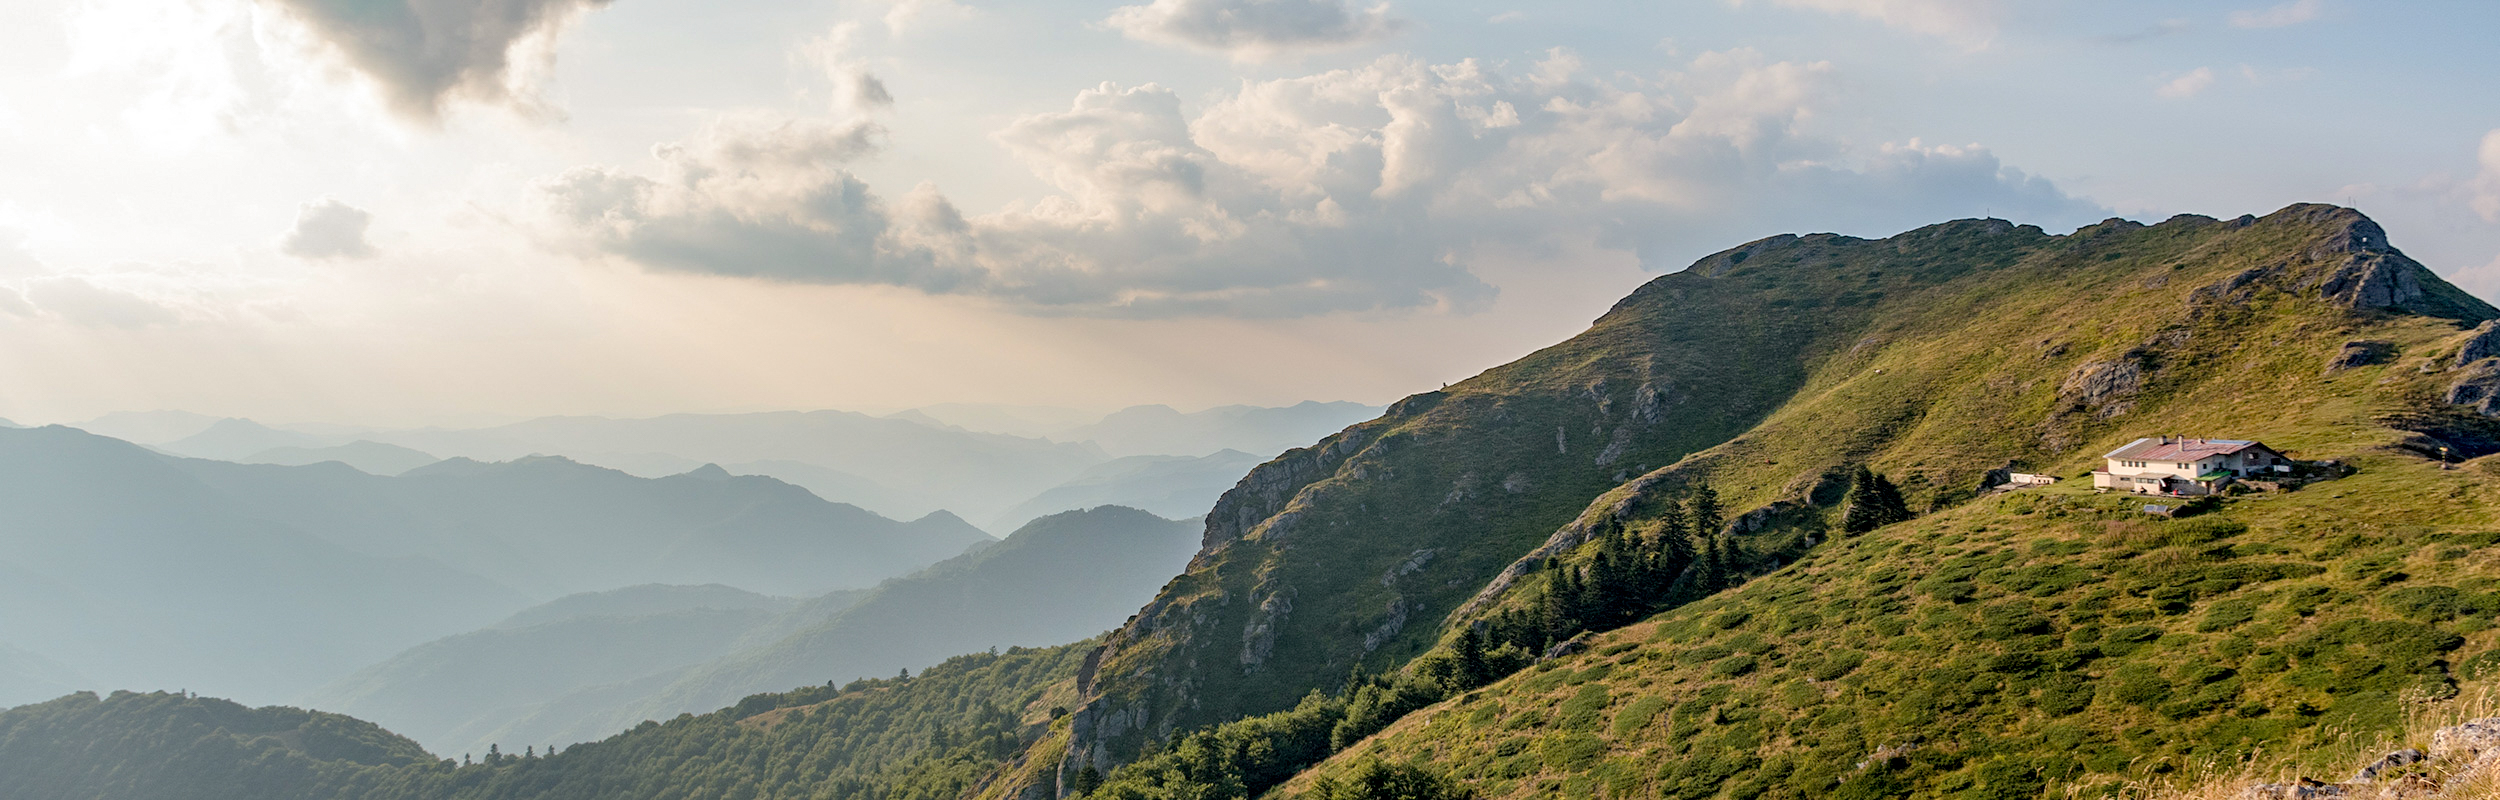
left=2353, top=748, right=2425, bottom=783
left=2245, top=778, right=2344, bottom=799
left=2324, top=340, right=2396, bottom=373
left=1542, top=632, right=1594, bottom=661
left=2445, top=364, right=2500, bottom=416
left=2429, top=717, right=2500, bottom=763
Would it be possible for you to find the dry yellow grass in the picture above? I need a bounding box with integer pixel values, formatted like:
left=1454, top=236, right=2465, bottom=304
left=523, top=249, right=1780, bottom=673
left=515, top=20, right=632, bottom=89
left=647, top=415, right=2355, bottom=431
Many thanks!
left=2117, top=688, right=2500, bottom=799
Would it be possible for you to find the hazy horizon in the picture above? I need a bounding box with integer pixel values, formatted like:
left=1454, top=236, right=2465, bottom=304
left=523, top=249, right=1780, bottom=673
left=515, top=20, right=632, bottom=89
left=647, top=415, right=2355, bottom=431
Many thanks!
left=3, top=0, right=2495, bottom=428
left=7, top=398, right=1389, bottom=435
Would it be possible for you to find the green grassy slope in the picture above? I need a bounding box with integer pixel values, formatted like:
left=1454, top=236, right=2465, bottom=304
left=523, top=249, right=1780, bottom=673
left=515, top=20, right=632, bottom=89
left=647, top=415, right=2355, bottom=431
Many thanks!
left=1032, top=205, right=2497, bottom=800
left=1301, top=462, right=2500, bottom=799
left=1282, top=207, right=2500, bottom=798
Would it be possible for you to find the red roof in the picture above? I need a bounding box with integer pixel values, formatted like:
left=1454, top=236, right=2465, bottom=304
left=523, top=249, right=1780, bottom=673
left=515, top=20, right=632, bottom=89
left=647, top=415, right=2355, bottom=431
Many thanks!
left=2104, top=437, right=2274, bottom=461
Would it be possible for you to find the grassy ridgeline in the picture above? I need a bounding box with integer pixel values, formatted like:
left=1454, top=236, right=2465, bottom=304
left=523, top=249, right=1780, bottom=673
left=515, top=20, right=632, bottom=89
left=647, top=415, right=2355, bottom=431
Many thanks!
left=1061, top=205, right=2500, bottom=800
left=1031, top=204, right=2500, bottom=800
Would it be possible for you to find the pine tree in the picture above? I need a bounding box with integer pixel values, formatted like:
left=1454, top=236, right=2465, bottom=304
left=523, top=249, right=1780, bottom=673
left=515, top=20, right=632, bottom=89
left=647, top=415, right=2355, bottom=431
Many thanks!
left=1871, top=472, right=1914, bottom=525
left=1691, top=535, right=1725, bottom=594
left=1558, top=565, right=1589, bottom=634
left=1538, top=560, right=1571, bottom=641
left=1688, top=483, right=1723, bottom=539
left=1843, top=465, right=1888, bottom=534
left=1073, top=765, right=1105, bottom=796
left=1651, top=501, right=1693, bottom=596
left=1599, top=525, right=1648, bottom=624
left=1451, top=626, right=1488, bottom=688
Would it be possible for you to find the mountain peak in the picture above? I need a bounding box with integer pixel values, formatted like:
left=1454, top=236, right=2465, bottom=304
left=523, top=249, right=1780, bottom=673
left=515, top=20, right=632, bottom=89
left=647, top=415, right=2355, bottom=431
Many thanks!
left=682, top=463, right=734, bottom=481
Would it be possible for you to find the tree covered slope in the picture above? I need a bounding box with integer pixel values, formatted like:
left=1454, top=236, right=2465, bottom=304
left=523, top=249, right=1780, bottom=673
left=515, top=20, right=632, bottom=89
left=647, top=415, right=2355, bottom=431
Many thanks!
left=0, top=645, right=1090, bottom=800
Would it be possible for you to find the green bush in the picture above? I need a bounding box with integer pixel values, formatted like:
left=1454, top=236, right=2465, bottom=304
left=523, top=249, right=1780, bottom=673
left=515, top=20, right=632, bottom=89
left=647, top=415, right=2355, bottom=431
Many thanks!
left=1307, top=760, right=1471, bottom=800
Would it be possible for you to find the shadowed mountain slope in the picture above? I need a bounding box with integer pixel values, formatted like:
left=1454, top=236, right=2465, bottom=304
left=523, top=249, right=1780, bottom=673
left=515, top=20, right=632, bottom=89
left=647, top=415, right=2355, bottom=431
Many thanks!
left=302, top=585, right=832, bottom=755
left=468, top=506, right=1200, bottom=754
left=0, top=426, right=993, bottom=706
left=0, top=426, right=524, bottom=702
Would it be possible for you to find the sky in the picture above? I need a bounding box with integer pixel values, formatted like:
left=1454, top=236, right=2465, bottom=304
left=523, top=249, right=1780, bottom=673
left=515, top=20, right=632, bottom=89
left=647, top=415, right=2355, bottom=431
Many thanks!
left=0, top=0, right=2495, bottom=427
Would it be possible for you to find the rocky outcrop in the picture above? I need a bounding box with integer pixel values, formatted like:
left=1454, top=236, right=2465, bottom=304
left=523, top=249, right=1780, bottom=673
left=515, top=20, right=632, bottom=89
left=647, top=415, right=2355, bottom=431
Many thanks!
left=2326, top=341, right=2396, bottom=373
left=1196, top=417, right=1391, bottom=555
left=2186, top=206, right=2497, bottom=323
left=2060, top=355, right=2146, bottom=413
left=2430, top=718, right=2500, bottom=764
left=2446, top=362, right=2500, bottom=416
left=2456, top=322, right=2500, bottom=367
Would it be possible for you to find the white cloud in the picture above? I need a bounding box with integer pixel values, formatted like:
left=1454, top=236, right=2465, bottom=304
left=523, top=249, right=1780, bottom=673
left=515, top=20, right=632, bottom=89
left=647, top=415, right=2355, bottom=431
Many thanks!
left=880, top=0, right=979, bottom=34
left=23, top=276, right=182, bottom=329
left=540, top=114, right=958, bottom=289
left=1105, top=0, right=1402, bottom=61
left=0, top=287, right=31, bottom=318
left=0, top=232, right=48, bottom=281
left=802, top=23, right=896, bottom=114
left=1736, top=0, right=2004, bottom=46
left=2157, top=67, right=2214, bottom=99
left=2474, top=129, right=2500, bottom=223
left=280, top=199, right=378, bottom=259
left=2230, top=0, right=2324, bottom=29
left=538, top=51, right=2102, bottom=318
left=256, top=0, right=614, bottom=121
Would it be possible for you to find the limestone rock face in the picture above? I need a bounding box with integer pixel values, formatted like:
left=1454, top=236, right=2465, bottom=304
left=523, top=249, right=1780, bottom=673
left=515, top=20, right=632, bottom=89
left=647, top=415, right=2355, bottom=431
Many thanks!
left=2186, top=205, right=2497, bottom=322
left=2060, top=357, right=2145, bottom=410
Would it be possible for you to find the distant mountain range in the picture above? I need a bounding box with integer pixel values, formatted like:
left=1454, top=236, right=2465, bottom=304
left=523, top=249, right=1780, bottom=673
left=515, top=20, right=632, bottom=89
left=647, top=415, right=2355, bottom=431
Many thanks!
left=986, top=449, right=1265, bottom=531
left=310, top=505, right=1199, bottom=757
left=301, top=584, right=833, bottom=757
left=1056, top=401, right=1382, bottom=457
left=0, top=425, right=991, bottom=705
left=242, top=440, right=441, bottom=476
left=46, top=402, right=1383, bottom=530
